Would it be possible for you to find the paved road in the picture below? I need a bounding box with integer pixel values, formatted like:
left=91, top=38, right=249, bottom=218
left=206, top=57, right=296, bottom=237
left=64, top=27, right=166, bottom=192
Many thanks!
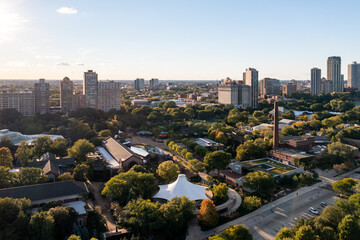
left=244, top=187, right=337, bottom=240
left=187, top=185, right=338, bottom=240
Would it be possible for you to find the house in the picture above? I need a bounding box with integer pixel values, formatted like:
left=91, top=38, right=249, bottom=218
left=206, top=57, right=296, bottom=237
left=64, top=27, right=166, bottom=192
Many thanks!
left=0, top=181, right=89, bottom=226
left=102, top=137, right=144, bottom=171
left=27, top=152, right=75, bottom=180
left=195, top=138, right=224, bottom=150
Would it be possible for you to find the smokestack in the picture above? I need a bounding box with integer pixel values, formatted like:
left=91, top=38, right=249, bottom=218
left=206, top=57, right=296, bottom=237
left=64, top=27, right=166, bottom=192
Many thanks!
left=273, top=101, right=279, bottom=148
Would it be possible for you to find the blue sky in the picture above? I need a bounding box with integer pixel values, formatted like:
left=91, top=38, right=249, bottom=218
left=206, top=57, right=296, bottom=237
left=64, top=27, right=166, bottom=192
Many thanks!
left=0, top=0, right=359, bottom=80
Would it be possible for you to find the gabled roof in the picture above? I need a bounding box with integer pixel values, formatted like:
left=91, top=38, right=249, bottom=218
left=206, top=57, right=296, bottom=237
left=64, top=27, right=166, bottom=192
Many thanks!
left=39, top=152, right=56, bottom=162
left=0, top=181, right=88, bottom=202
left=103, top=137, right=141, bottom=162
left=43, top=160, right=59, bottom=175
left=153, top=174, right=208, bottom=201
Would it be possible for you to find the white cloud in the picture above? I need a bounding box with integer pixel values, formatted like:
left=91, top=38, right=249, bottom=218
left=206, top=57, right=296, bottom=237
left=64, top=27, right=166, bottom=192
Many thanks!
left=56, top=7, right=78, bottom=14
left=57, top=62, right=70, bottom=66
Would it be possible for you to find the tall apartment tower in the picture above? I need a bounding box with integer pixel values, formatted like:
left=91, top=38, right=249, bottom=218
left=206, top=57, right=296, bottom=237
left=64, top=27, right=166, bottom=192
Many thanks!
left=60, top=77, right=73, bottom=113
left=0, top=91, right=35, bottom=116
left=348, top=61, right=360, bottom=90
left=260, top=78, right=280, bottom=96
left=149, top=78, right=159, bottom=90
left=98, top=81, right=121, bottom=112
left=83, top=70, right=98, bottom=109
left=244, top=68, right=259, bottom=108
left=327, top=56, right=343, bottom=92
left=217, top=78, right=250, bottom=107
left=311, top=68, right=321, bottom=95
left=134, top=78, right=145, bottom=90
left=34, top=79, right=50, bottom=114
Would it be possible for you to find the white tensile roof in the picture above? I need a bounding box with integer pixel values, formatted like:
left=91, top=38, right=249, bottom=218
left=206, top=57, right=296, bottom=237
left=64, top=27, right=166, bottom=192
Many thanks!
left=153, top=174, right=208, bottom=201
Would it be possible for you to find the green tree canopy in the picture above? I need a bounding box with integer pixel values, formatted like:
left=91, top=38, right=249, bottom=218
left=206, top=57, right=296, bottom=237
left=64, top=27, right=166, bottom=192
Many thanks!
left=204, top=151, right=231, bottom=176
left=156, top=160, right=180, bottom=183
left=243, top=171, right=275, bottom=195
left=68, top=139, right=96, bottom=162
left=0, top=147, right=13, bottom=168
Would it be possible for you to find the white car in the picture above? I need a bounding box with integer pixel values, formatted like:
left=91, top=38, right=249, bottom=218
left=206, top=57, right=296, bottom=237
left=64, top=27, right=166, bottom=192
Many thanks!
left=309, top=207, right=320, bottom=215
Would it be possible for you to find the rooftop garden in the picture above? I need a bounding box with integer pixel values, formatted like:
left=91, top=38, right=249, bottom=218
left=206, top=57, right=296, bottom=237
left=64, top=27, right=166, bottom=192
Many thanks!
left=242, top=158, right=297, bottom=174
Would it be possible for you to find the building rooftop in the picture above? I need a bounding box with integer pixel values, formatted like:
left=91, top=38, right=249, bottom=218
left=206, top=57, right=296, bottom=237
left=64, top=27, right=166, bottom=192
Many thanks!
left=0, top=181, right=88, bottom=202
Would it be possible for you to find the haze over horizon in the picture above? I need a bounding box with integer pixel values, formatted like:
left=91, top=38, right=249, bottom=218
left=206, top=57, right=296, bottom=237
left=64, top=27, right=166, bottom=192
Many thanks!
left=1, top=0, right=359, bottom=80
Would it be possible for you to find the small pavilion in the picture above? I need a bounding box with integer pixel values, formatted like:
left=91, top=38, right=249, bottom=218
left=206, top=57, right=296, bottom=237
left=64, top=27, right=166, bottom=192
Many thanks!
left=153, top=174, right=208, bottom=201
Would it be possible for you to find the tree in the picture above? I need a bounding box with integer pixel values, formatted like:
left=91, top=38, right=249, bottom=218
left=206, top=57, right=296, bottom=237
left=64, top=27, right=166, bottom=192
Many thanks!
left=243, top=171, right=275, bottom=195
left=325, top=142, right=353, bottom=165
left=212, top=183, right=228, bottom=203
left=15, top=141, right=32, bottom=166
left=73, top=164, right=90, bottom=181
left=67, top=235, right=81, bottom=240
left=209, top=224, right=253, bottom=240
left=294, top=225, right=315, bottom=240
left=32, top=136, right=53, bottom=158
left=156, top=161, right=180, bottom=183
left=189, top=159, right=205, bottom=173
left=185, top=152, right=193, bottom=160
left=0, top=197, right=31, bottom=239
left=332, top=178, right=358, bottom=196
left=198, top=199, right=218, bottom=229
left=338, top=214, right=360, bottom=240
left=242, top=196, right=262, bottom=211
left=48, top=206, right=78, bottom=240
left=281, top=126, right=301, bottom=136
left=17, top=167, right=47, bottom=186
left=204, top=151, right=231, bottom=176
left=159, top=196, right=195, bottom=237
left=51, top=137, right=68, bottom=157
left=114, top=198, right=163, bottom=238
left=0, top=147, right=13, bottom=168
left=102, top=171, right=157, bottom=203
left=236, top=140, right=268, bottom=161
left=0, top=136, right=15, bottom=152
left=194, top=145, right=208, bottom=156
left=28, top=211, right=55, bottom=240
left=0, top=166, right=13, bottom=189
left=58, top=172, right=74, bottom=181
left=275, top=226, right=293, bottom=240
left=68, top=139, right=96, bottom=162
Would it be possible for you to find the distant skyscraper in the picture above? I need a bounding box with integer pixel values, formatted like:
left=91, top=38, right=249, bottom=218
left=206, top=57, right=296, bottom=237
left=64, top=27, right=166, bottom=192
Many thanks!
left=98, top=81, right=121, bottom=112
left=327, top=56, right=343, bottom=92
left=348, top=61, right=360, bottom=90
left=134, top=78, right=145, bottom=90
left=34, top=79, right=50, bottom=114
left=0, top=91, right=35, bottom=116
left=311, top=68, right=321, bottom=95
left=149, top=78, right=159, bottom=90
left=60, top=77, right=73, bottom=113
left=282, top=83, right=296, bottom=96
left=260, top=78, right=280, bottom=96
left=217, top=78, right=250, bottom=107
left=244, top=68, right=258, bottom=108
left=83, top=70, right=98, bottom=109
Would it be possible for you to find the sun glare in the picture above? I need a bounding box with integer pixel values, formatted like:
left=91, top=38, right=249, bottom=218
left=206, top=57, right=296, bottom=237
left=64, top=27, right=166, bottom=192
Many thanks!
left=0, top=2, right=26, bottom=43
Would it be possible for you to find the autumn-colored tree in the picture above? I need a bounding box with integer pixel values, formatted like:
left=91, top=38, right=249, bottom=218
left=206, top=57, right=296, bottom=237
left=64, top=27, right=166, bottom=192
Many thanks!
left=0, top=147, right=13, bottom=168
left=198, top=199, right=218, bottom=228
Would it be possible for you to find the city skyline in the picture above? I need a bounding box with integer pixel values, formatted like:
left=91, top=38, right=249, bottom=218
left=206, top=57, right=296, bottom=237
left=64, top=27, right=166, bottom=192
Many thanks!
left=1, top=0, right=360, bottom=80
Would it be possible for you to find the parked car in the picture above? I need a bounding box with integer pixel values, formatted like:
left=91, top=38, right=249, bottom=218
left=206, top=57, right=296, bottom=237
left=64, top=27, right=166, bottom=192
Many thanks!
left=309, top=207, right=320, bottom=215
left=320, top=202, right=327, bottom=207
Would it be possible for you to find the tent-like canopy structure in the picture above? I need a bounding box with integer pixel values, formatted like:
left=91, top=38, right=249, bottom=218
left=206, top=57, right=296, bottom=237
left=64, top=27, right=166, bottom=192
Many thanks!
left=153, top=174, right=208, bottom=201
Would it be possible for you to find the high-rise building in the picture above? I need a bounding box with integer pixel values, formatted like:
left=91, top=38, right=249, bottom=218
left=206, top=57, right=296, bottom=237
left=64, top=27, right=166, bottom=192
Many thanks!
left=149, top=78, right=159, bottom=90
left=260, top=78, right=280, bottom=96
left=98, top=81, right=121, bottom=112
left=60, top=77, right=73, bottom=113
left=218, top=78, right=250, bottom=107
left=83, top=70, right=98, bottom=109
left=244, top=68, right=259, bottom=108
left=134, top=78, right=145, bottom=90
left=73, top=93, right=86, bottom=111
left=311, top=68, right=321, bottom=95
left=282, top=83, right=297, bottom=96
left=327, top=56, right=343, bottom=92
left=0, top=91, right=35, bottom=116
left=34, top=79, right=50, bottom=114
left=348, top=61, right=360, bottom=90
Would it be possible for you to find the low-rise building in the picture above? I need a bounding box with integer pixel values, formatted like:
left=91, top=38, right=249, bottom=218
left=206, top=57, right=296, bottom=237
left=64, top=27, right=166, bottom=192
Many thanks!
left=270, top=148, right=314, bottom=166
left=195, top=138, right=224, bottom=150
